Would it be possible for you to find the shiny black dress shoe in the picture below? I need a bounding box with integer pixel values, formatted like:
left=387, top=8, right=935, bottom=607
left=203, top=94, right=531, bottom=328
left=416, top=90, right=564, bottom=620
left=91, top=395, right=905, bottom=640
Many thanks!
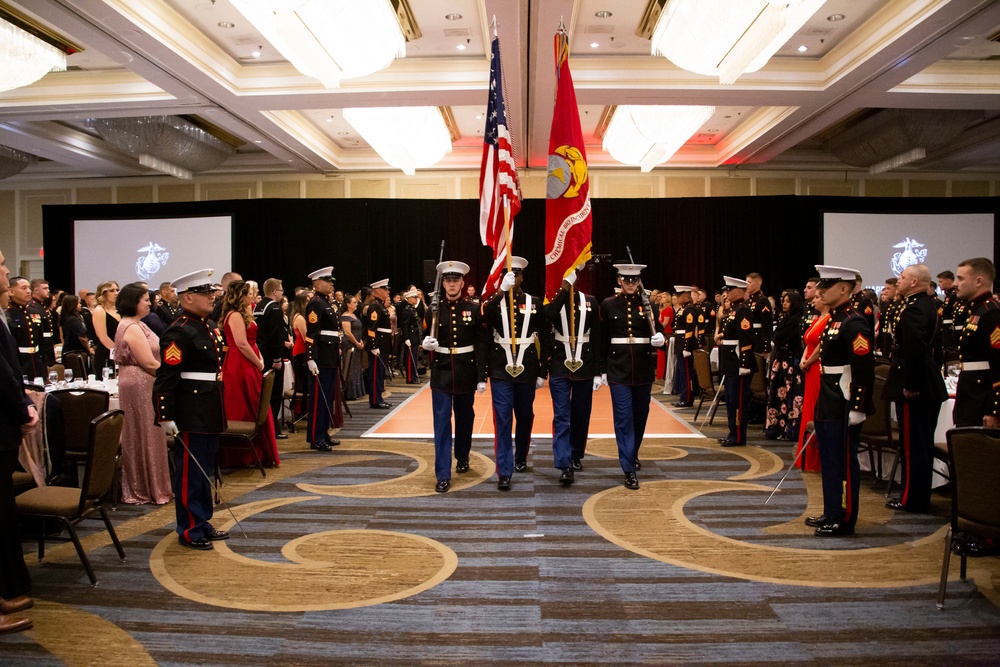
left=633, top=459, right=642, bottom=470
left=310, top=442, right=333, bottom=452
left=719, top=439, right=744, bottom=447
left=455, top=460, right=470, bottom=473
left=275, top=433, right=288, bottom=440
left=571, top=459, right=583, bottom=471
left=804, top=515, right=828, bottom=528
left=497, top=475, right=512, bottom=491
left=325, top=437, right=341, bottom=447
left=207, top=529, right=230, bottom=541
left=514, top=462, right=528, bottom=473
left=885, top=499, right=906, bottom=511
left=624, top=472, right=639, bottom=490
left=559, top=468, right=575, bottom=486
left=371, top=402, right=392, bottom=409
left=435, top=479, right=450, bottom=493
left=673, top=401, right=693, bottom=408
left=178, top=536, right=213, bottom=550
left=815, top=522, right=855, bottom=537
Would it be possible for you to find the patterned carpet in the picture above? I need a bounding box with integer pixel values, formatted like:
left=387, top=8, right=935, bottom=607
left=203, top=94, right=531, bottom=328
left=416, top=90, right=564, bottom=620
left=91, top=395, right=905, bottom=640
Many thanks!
left=4, top=380, right=1000, bottom=666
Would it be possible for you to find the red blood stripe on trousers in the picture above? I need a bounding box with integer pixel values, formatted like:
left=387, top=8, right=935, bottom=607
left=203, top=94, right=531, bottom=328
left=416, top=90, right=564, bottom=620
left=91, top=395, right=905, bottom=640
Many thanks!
left=180, top=434, right=195, bottom=542
left=902, top=403, right=912, bottom=506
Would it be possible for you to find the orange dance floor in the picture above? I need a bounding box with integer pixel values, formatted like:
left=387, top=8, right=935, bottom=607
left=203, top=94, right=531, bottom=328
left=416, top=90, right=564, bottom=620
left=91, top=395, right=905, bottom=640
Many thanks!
left=363, top=383, right=704, bottom=439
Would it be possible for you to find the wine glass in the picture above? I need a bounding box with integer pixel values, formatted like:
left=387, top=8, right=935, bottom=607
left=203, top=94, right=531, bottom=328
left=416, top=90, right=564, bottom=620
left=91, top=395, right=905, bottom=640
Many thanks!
left=64, top=368, right=74, bottom=385
left=47, top=370, right=58, bottom=386
left=102, top=365, right=112, bottom=383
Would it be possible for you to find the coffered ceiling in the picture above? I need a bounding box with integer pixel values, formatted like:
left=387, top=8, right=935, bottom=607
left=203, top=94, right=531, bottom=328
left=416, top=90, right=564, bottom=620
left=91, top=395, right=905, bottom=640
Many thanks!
left=1, top=0, right=999, bottom=182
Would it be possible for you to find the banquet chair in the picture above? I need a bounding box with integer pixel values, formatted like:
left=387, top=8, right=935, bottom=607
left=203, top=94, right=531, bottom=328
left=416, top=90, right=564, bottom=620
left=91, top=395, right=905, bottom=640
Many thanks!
left=219, top=369, right=275, bottom=478
left=691, top=349, right=718, bottom=422
left=45, top=388, right=110, bottom=485
left=858, top=375, right=896, bottom=481
left=16, top=410, right=126, bottom=586
left=937, top=427, right=1000, bottom=610
left=61, top=350, right=89, bottom=381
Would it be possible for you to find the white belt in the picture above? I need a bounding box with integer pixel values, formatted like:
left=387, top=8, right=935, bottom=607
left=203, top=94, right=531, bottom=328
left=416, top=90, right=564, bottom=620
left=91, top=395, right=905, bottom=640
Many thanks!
left=752, top=323, right=762, bottom=329
left=554, top=333, right=590, bottom=343
left=960, top=361, right=990, bottom=371
left=494, top=333, right=536, bottom=345
left=180, top=372, right=220, bottom=381
left=954, top=325, right=964, bottom=330
left=611, top=337, right=650, bottom=344
left=42, top=332, right=53, bottom=338
left=821, top=365, right=846, bottom=374
left=942, top=319, right=953, bottom=325
left=674, top=329, right=686, bottom=334
left=18, top=346, right=37, bottom=354
left=434, top=345, right=474, bottom=355
left=376, top=327, right=393, bottom=334
left=319, top=329, right=341, bottom=337
left=721, top=339, right=738, bottom=346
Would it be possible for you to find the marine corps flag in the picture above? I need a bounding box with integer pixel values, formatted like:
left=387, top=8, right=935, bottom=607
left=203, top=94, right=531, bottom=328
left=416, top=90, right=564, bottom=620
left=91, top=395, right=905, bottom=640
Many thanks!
left=544, top=25, right=592, bottom=301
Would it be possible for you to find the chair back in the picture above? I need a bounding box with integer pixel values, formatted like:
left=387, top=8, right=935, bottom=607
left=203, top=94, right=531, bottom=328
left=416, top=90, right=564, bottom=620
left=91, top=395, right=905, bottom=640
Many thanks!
left=946, top=427, right=1000, bottom=541
left=692, top=349, right=714, bottom=394
left=79, top=410, right=124, bottom=509
left=62, top=351, right=89, bottom=380
left=48, top=363, right=65, bottom=380
left=861, top=375, right=891, bottom=437
left=749, top=353, right=767, bottom=396
left=47, top=388, right=110, bottom=455
left=256, top=369, right=275, bottom=428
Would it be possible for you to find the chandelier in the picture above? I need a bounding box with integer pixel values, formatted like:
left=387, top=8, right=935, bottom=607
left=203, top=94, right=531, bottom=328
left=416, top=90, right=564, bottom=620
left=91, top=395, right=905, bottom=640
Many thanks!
left=0, top=145, right=37, bottom=179
left=602, top=105, right=715, bottom=172
left=230, top=0, right=406, bottom=88
left=650, top=0, right=825, bottom=84
left=88, top=116, right=236, bottom=179
left=343, top=107, right=452, bottom=175
left=0, top=15, right=67, bottom=93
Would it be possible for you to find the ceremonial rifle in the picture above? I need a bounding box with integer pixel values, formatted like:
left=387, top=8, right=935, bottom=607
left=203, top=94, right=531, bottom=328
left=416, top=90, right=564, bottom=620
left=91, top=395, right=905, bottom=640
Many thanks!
left=428, top=240, right=446, bottom=339
left=626, top=245, right=658, bottom=336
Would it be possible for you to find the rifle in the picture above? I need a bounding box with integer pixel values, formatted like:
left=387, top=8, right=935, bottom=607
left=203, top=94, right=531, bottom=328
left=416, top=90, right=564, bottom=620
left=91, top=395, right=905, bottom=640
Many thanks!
left=429, top=240, right=446, bottom=339
left=626, top=245, right=658, bottom=336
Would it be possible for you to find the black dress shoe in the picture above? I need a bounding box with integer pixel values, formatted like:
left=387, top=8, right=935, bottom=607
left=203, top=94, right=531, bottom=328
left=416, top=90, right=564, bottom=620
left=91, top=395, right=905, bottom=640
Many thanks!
left=275, top=433, right=288, bottom=440
left=178, top=536, right=213, bottom=550
left=207, top=529, right=229, bottom=541
left=571, top=459, right=583, bottom=471
left=514, top=462, right=528, bottom=473
left=633, top=459, right=642, bottom=470
left=673, top=401, right=693, bottom=408
left=455, top=460, right=470, bottom=473
left=370, top=402, right=392, bottom=409
left=559, top=468, right=574, bottom=486
left=310, top=442, right=333, bottom=452
left=624, top=472, right=639, bottom=490
left=497, top=475, right=511, bottom=491
left=325, top=438, right=341, bottom=447
left=435, top=479, right=450, bottom=493
left=804, top=515, right=828, bottom=528
left=885, top=499, right=906, bottom=511
left=719, top=439, right=744, bottom=447
left=815, top=522, right=855, bottom=537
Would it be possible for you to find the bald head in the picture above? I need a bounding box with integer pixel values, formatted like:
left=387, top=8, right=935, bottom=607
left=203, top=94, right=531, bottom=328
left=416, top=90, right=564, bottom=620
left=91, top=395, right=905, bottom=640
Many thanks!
left=898, top=264, right=931, bottom=297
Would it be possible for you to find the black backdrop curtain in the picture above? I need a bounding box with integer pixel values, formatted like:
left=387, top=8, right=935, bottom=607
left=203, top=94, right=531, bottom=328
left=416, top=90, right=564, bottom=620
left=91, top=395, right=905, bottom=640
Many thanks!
left=43, top=195, right=1000, bottom=301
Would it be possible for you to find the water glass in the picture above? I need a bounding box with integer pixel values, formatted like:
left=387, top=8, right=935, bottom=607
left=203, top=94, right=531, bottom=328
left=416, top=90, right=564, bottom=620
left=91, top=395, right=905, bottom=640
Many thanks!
left=102, top=366, right=112, bottom=383
left=47, top=370, right=58, bottom=386
left=64, top=368, right=73, bottom=384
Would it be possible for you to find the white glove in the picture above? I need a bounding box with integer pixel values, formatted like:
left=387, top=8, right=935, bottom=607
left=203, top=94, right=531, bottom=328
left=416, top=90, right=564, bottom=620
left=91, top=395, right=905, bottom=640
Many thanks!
left=161, top=420, right=178, bottom=437
left=600, top=373, right=608, bottom=386
left=476, top=381, right=487, bottom=394
left=405, top=339, right=411, bottom=347
left=848, top=410, right=866, bottom=425
left=564, top=271, right=577, bottom=286
left=536, top=377, right=545, bottom=389
left=592, top=376, right=602, bottom=391
left=738, top=368, right=751, bottom=376
left=421, top=336, right=438, bottom=351
left=373, top=348, right=380, bottom=356
left=500, top=272, right=516, bottom=292
left=650, top=332, right=665, bottom=348
left=682, top=350, right=692, bottom=358
left=307, top=359, right=319, bottom=375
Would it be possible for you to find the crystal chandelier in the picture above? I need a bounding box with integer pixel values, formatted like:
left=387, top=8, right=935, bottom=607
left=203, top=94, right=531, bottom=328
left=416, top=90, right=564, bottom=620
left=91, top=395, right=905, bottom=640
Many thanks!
left=0, top=15, right=67, bottom=93
left=650, top=0, right=825, bottom=84
left=0, top=145, right=38, bottom=179
left=88, top=116, right=236, bottom=179
left=602, top=105, right=715, bottom=171
left=343, top=107, right=452, bottom=175
left=230, top=0, right=405, bottom=88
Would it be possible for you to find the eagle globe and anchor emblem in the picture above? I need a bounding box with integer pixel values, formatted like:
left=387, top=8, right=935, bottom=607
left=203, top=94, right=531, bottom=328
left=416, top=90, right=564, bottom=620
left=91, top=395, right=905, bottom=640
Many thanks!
left=136, top=242, right=169, bottom=281
left=890, top=237, right=927, bottom=277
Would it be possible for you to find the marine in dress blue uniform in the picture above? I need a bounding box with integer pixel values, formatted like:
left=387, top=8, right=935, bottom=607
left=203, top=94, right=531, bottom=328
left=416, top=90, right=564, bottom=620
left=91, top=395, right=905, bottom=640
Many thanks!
left=745, top=273, right=772, bottom=354
left=672, top=285, right=704, bottom=408
left=253, top=280, right=290, bottom=438
left=599, top=263, right=665, bottom=490
left=481, top=257, right=550, bottom=490
left=543, top=269, right=601, bottom=485
left=807, top=265, right=875, bottom=537
left=304, top=267, right=342, bottom=450
left=152, top=269, right=229, bottom=550
left=952, top=258, right=1000, bottom=428
left=883, top=264, right=946, bottom=514
left=420, top=261, right=486, bottom=492
left=366, top=279, right=394, bottom=409
left=715, top=276, right=756, bottom=446
left=5, top=277, right=46, bottom=381
left=29, top=280, right=56, bottom=367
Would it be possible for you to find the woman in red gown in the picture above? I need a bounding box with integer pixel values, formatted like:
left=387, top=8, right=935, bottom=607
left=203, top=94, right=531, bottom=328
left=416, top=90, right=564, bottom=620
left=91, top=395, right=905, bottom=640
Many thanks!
left=218, top=280, right=280, bottom=468
left=796, top=295, right=829, bottom=472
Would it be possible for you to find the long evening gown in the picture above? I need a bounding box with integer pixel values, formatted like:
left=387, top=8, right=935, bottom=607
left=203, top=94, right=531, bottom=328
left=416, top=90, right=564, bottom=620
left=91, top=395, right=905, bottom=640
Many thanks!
left=114, top=320, right=172, bottom=504
left=340, top=314, right=364, bottom=400
left=218, top=315, right=280, bottom=468
left=94, top=310, right=119, bottom=376
left=796, top=313, right=829, bottom=472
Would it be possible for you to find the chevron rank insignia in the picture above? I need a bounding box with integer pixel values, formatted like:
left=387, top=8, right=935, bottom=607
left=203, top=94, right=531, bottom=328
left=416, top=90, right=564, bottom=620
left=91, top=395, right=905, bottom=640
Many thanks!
left=991, top=326, right=1000, bottom=349
left=308, top=311, right=318, bottom=324
left=741, top=319, right=750, bottom=330
left=852, top=334, right=870, bottom=355
left=164, top=342, right=182, bottom=365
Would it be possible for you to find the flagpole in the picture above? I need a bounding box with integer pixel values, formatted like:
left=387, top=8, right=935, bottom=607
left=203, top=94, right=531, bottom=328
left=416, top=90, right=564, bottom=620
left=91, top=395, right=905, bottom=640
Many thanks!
left=503, top=194, right=516, bottom=360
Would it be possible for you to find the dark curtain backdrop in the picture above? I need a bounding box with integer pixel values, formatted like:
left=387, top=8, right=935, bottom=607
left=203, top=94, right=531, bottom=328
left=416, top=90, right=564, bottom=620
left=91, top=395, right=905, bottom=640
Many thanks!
left=43, top=195, right=1000, bottom=302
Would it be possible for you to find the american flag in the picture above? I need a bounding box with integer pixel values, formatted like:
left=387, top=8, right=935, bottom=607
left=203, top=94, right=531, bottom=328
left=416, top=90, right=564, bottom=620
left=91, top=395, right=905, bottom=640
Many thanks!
left=479, top=35, right=521, bottom=299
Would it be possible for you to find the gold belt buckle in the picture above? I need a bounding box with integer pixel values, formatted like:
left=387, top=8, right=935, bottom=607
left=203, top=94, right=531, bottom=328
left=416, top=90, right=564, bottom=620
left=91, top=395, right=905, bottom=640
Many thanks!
left=627, top=335, right=635, bottom=344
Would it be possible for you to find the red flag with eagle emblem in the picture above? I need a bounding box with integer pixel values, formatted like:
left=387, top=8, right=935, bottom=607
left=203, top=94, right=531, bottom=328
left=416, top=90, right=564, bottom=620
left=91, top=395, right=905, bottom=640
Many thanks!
left=544, top=26, right=592, bottom=301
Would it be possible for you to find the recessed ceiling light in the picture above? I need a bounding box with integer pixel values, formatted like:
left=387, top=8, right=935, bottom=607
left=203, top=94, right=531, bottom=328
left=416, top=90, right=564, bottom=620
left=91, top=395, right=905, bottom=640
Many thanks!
left=337, top=131, right=348, bottom=136
left=590, top=42, right=599, bottom=48
left=595, top=11, right=612, bottom=19
left=456, top=44, right=466, bottom=51
left=326, top=116, right=334, bottom=122
left=797, top=45, right=808, bottom=52
left=475, top=114, right=483, bottom=120
left=253, top=140, right=261, bottom=143
left=827, top=14, right=845, bottom=22
left=445, top=13, right=462, bottom=21
left=250, top=46, right=262, bottom=58
left=218, top=21, right=235, bottom=29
